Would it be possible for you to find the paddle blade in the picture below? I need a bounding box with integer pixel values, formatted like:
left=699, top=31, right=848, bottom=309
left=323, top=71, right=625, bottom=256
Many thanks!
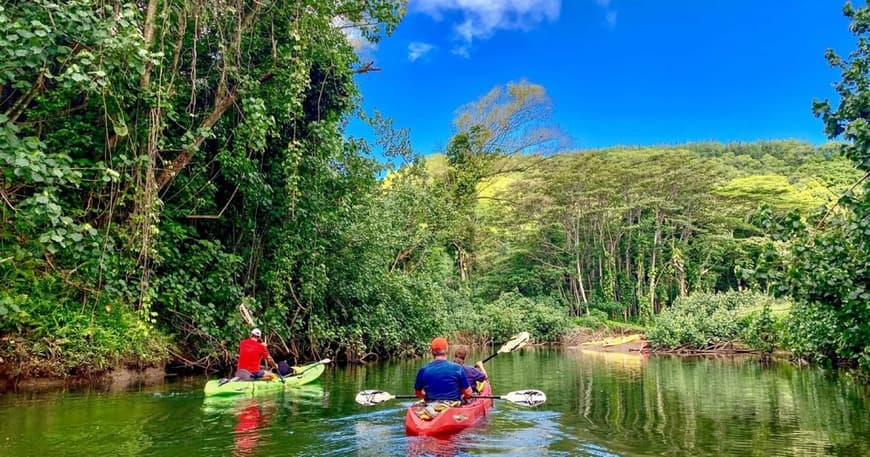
left=239, top=302, right=255, bottom=327
left=501, top=389, right=547, bottom=407
left=355, top=390, right=396, bottom=406
left=497, top=332, right=530, bottom=354
left=288, top=358, right=332, bottom=377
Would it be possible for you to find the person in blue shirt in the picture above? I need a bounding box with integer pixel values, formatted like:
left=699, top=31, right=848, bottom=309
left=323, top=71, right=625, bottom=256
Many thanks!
left=414, top=337, right=471, bottom=402
left=453, top=345, right=488, bottom=393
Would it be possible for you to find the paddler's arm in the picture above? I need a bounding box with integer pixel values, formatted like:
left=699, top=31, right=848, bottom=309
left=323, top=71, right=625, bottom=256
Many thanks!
left=265, top=354, right=279, bottom=371
left=461, top=386, right=473, bottom=400
left=258, top=340, right=280, bottom=371
left=474, top=361, right=488, bottom=379
left=414, top=369, right=426, bottom=399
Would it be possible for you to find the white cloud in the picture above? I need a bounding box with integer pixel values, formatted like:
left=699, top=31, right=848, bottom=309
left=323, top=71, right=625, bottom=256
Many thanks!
left=455, top=19, right=475, bottom=43
left=593, top=0, right=617, bottom=29
left=408, top=42, right=436, bottom=61
left=332, top=16, right=377, bottom=54
left=411, top=0, right=561, bottom=49
left=451, top=45, right=470, bottom=58
left=605, top=10, right=617, bottom=28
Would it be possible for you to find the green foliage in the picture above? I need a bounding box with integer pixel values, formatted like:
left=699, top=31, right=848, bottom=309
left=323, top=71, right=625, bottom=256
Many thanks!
left=773, top=215, right=870, bottom=368
left=589, top=299, right=627, bottom=317
left=714, top=174, right=830, bottom=214
left=0, top=0, right=410, bottom=377
left=153, top=237, right=245, bottom=361
left=0, top=273, right=169, bottom=375
left=443, top=292, right=571, bottom=343
left=756, top=1, right=870, bottom=372
left=573, top=309, right=609, bottom=330
left=467, top=139, right=858, bottom=325
left=646, top=291, right=781, bottom=349
left=741, top=306, right=781, bottom=354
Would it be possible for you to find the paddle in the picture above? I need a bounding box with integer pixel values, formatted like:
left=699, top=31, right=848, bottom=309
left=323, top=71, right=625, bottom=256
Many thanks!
left=239, top=302, right=256, bottom=327
left=218, top=376, right=239, bottom=387
left=284, top=358, right=332, bottom=378
left=354, top=389, right=547, bottom=407
left=481, top=331, right=530, bottom=364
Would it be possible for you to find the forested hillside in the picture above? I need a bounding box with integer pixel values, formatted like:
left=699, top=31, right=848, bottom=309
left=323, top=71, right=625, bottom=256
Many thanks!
left=439, top=141, right=858, bottom=321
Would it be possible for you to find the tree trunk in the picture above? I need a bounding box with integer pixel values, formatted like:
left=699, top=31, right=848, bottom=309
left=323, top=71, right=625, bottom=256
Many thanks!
left=648, top=208, right=663, bottom=315
left=576, top=260, right=589, bottom=314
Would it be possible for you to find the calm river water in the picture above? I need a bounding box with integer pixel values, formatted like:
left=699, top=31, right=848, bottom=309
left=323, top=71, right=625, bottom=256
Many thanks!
left=1, top=347, right=867, bottom=456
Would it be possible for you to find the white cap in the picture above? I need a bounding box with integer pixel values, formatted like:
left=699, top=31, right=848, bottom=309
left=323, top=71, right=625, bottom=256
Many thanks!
left=251, top=328, right=262, bottom=337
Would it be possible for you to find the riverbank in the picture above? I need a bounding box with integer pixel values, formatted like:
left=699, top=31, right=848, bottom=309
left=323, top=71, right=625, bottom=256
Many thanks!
left=0, top=367, right=167, bottom=393
left=0, top=325, right=795, bottom=389
left=562, top=329, right=789, bottom=359
left=563, top=328, right=647, bottom=353
left=0, top=329, right=172, bottom=388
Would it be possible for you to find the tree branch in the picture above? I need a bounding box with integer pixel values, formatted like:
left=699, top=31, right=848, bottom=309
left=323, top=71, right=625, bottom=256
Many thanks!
left=814, top=170, right=870, bottom=231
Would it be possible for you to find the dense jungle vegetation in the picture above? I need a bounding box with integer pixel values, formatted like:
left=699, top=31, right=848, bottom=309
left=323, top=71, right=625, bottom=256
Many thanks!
left=1, top=1, right=867, bottom=379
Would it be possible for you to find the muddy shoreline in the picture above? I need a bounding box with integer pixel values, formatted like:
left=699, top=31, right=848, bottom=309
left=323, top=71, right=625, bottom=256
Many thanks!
left=0, top=367, right=168, bottom=393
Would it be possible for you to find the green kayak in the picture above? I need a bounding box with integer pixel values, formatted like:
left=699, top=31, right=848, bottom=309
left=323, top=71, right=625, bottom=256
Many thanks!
left=203, top=361, right=326, bottom=397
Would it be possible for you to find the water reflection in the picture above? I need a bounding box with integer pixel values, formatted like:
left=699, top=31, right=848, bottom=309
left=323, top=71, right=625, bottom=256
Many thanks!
left=201, top=383, right=326, bottom=412
left=351, top=413, right=407, bottom=457
left=1, top=350, right=868, bottom=457
left=406, top=434, right=464, bottom=457
left=233, top=399, right=271, bottom=456
left=576, top=349, right=647, bottom=377
left=280, top=383, right=328, bottom=412
left=198, top=383, right=328, bottom=456
left=551, top=349, right=870, bottom=456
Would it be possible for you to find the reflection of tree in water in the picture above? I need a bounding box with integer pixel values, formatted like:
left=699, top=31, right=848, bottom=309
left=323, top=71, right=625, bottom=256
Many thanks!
left=565, top=355, right=870, bottom=456
left=278, top=384, right=327, bottom=414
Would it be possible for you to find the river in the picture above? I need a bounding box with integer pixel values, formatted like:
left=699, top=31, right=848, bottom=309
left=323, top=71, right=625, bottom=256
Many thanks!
left=1, top=347, right=867, bottom=456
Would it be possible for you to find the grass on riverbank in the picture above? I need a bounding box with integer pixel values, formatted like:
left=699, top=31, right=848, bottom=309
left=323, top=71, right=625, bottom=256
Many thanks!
left=0, top=303, right=172, bottom=381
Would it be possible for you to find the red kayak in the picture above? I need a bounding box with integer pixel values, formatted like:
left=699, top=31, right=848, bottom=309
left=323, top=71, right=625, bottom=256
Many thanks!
left=405, top=382, right=494, bottom=436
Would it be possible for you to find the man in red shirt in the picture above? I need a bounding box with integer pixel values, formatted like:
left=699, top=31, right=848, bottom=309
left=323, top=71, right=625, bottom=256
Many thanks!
left=236, top=328, right=280, bottom=380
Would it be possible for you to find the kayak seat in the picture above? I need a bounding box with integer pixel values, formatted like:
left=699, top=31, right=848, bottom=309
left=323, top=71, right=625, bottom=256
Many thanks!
left=416, top=400, right=460, bottom=420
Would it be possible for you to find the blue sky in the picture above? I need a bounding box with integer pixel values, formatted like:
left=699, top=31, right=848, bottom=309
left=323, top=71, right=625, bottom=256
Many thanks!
left=349, top=0, right=860, bottom=156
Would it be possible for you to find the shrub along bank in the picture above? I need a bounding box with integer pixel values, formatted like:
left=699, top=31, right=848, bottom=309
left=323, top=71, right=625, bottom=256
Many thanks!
left=645, top=291, right=790, bottom=355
